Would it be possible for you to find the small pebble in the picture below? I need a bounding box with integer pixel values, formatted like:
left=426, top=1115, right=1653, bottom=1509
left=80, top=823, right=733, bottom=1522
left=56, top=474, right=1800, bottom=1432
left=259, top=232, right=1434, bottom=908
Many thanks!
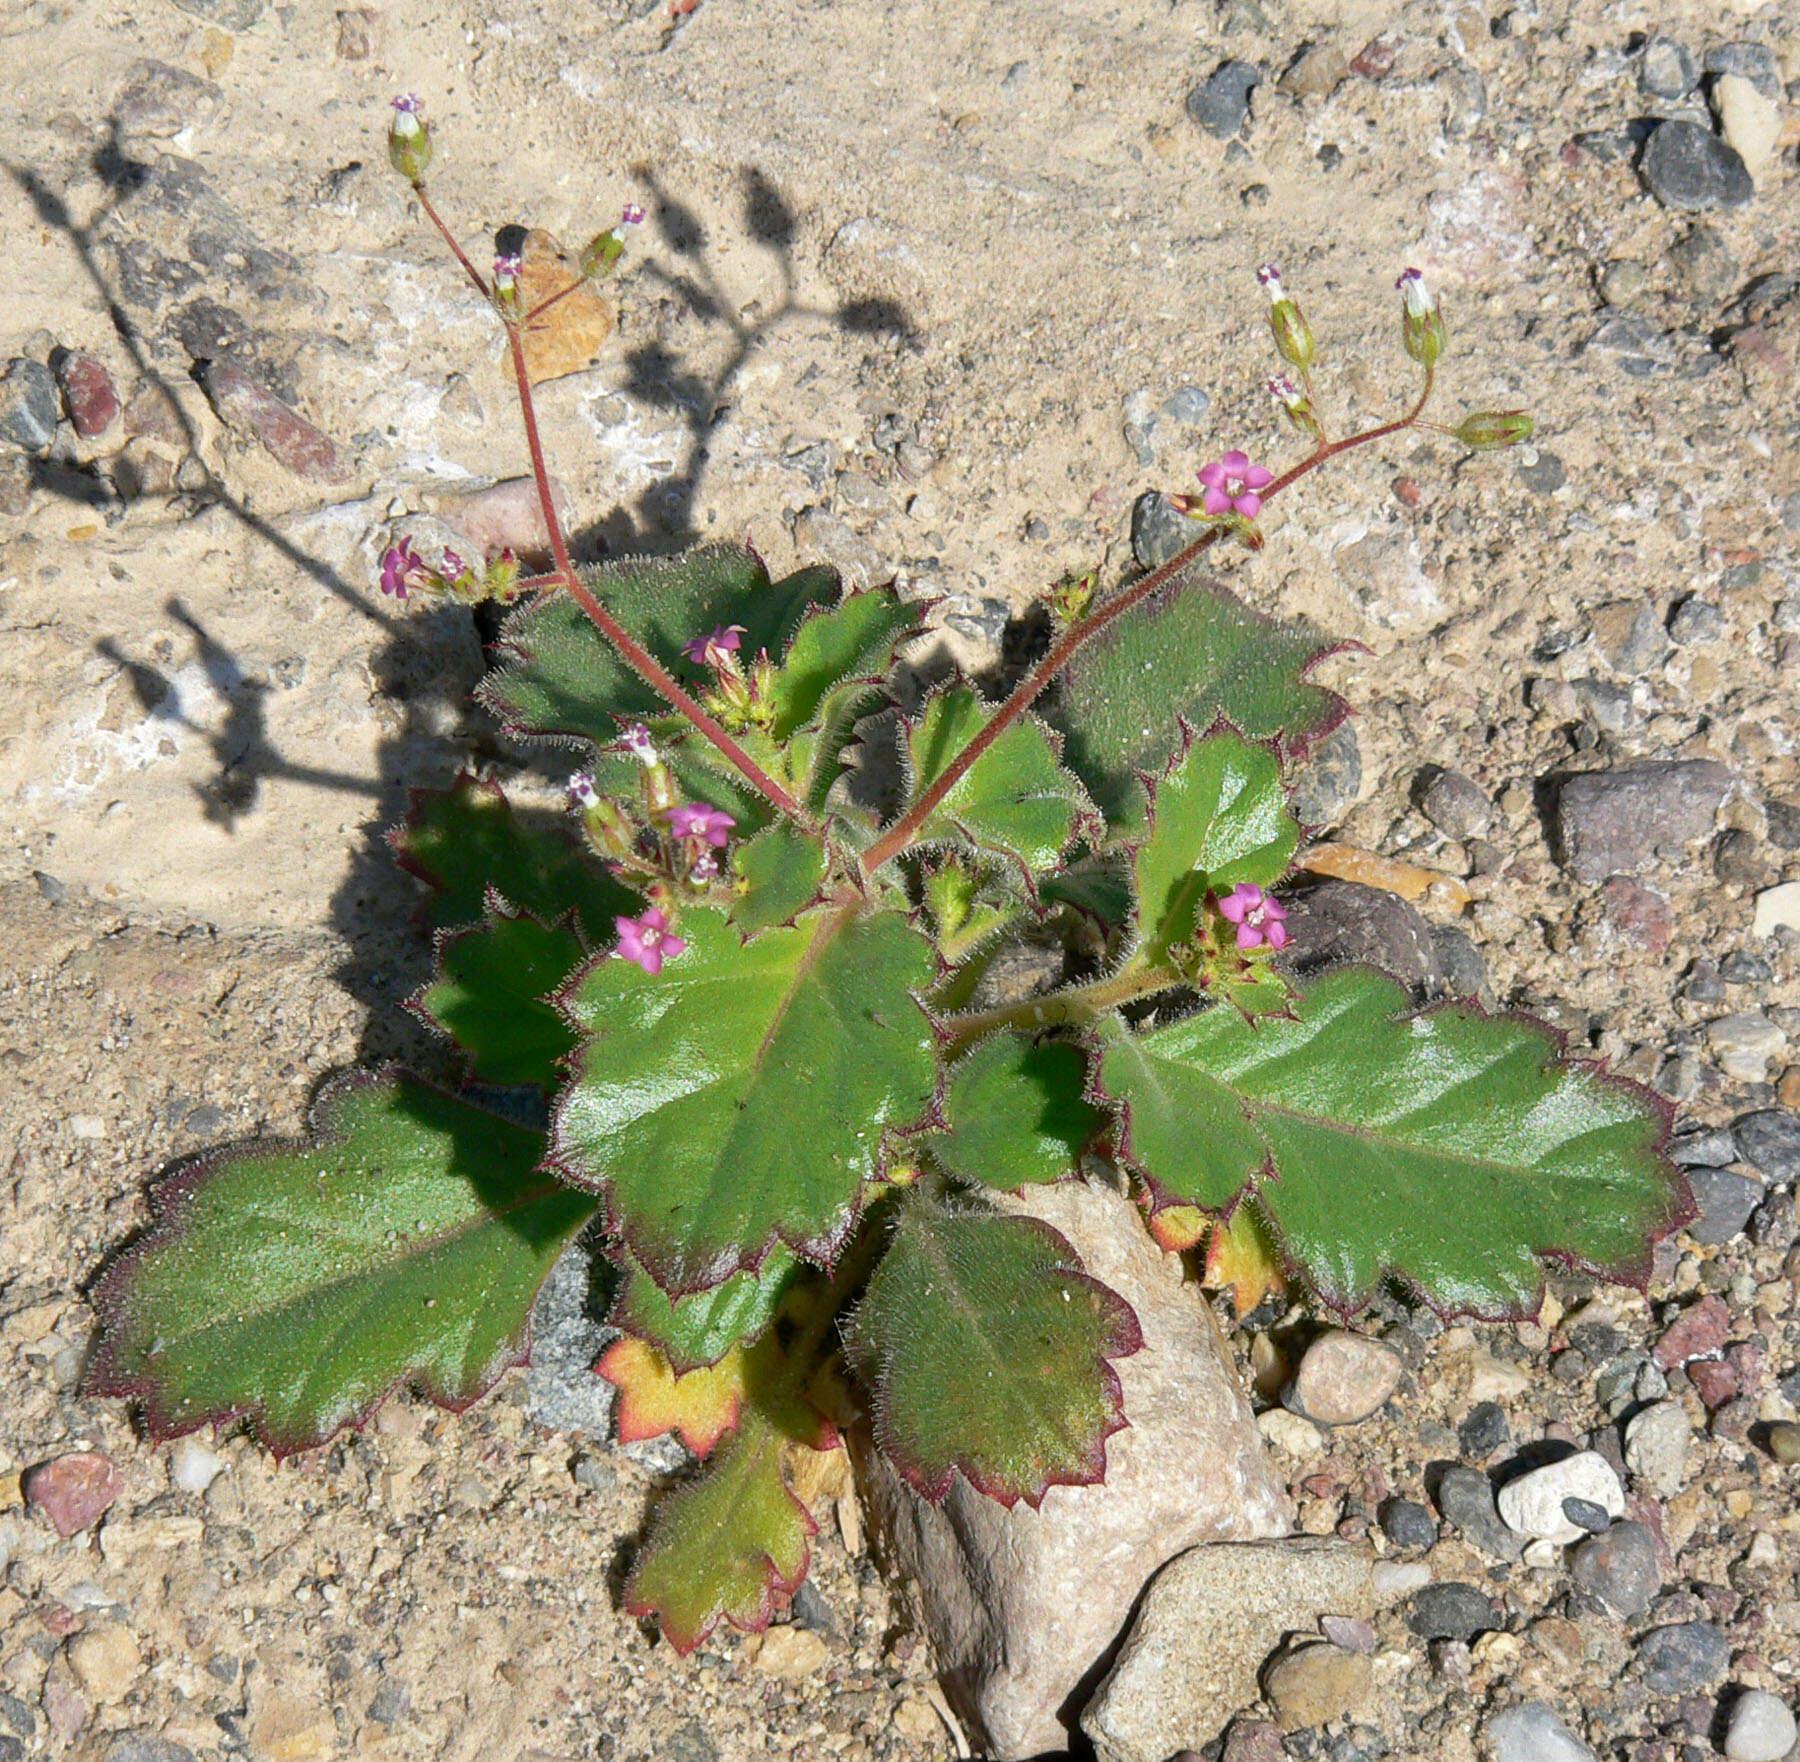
left=1733, top=1111, right=1800, bottom=1182
left=1624, top=1401, right=1692, bottom=1496
left=1437, top=1465, right=1522, bottom=1561
left=200, top=360, right=348, bottom=483
left=1724, top=1689, right=1799, bottom=1761
left=1292, top=1331, right=1403, bottom=1425
left=1637, top=35, right=1697, bottom=100
left=170, top=1439, right=227, bottom=1494
left=1752, top=882, right=1800, bottom=939
left=1765, top=1422, right=1800, bottom=1465
left=0, top=357, right=58, bottom=454
left=1457, top=1401, right=1511, bottom=1461
left=1639, top=119, right=1754, bottom=212
left=1380, top=1498, right=1438, bottom=1550
left=1186, top=61, right=1262, bottom=137
left=23, top=1452, right=126, bottom=1537
left=1684, top=1168, right=1764, bottom=1245
left=1569, top=1519, right=1660, bottom=1616
left=1497, top=1452, right=1625, bottom=1543
left=53, top=352, right=120, bottom=440
left=1635, top=1621, right=1729, bottom=1695
left=1486, top=1701, right=1596, bottom=1762
left=1599, top=261, right=1646, bottom=306
left=1405, top=1582, right=1500, bottom=1643
left=1130, top=489, right=1207, bottom=571
left=1417, top=768, right=1493, bottom=841
left=1289, top=722, right=1362, bottom=830
left=1654, top=1294, right=1730, bottom=1368
left=1668, top=598, right=1723, bottom=645
left=1263, top=1643, right=1372, bottom=1732
left=1561, top=1496, right=1611, bottom=1534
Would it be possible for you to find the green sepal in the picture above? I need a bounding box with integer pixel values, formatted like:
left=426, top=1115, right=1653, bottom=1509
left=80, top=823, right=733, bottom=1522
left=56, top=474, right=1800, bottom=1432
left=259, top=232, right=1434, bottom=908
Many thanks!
left=552, top=907, right=938, bottom=1293
left=87, top=1074, right=595, bottom=1453
left=847, top=1193, right=1142, bottom=1507
left=729, top=822, right=829, bottom=935
left=611, top=1244, right=800, bottom=1374
left=1132, top=733, right=1298, bottom=965
left=477, top=549, right=836, bottom=748
left=624, top=1409, right=816, bottom=1653
left=389, top=772, right=636, bottom=940
left=1051, top=570, right=1351, bottom=827
left=901, top=686, right=1096, bottom=885
left=408, top=898, right=584, bottom=1091
left=1097, top=969, right=1691, bottom=1318
left=931, top=1033, right=1102, bottom=1189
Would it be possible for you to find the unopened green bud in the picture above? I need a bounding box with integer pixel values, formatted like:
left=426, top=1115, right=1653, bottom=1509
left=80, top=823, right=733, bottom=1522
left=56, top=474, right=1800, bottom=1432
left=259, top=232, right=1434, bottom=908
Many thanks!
left=1049, top=570, right=1097, bottom=624
left=387, top=96, right=433, bottom=184
left=1257, top=266, right=1316, bottom=370
left=1454, top=410, right=1535, bottom=451
left=1266, top=376, right=1324, bottom=443
left=1396, top=268, right=1446, bottom=368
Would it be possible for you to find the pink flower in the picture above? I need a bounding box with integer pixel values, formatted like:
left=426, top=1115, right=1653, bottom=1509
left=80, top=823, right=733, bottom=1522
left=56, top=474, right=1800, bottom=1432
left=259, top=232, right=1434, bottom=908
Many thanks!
left=668, top=804, right=735, bottom=848
left=567, top=772, right=599, bottom=809
left=1217, top=883, right=1290, bottom=952
left=378, top=538, right=428, bottom=599
left=682, top=624, right=746, bottom=669
left=619, top=723, right=659, bottom=765
left=391, top=94, right=425, bottom=116
left=1256, top=264, right=1286, bottom=298
left=440, top=548, right=466, bottom=580
left=620, top=203, right=646, bottom=226
left=614, top=906, right=687, bottom=975
left=1196, top=451, right=1275, bottom=521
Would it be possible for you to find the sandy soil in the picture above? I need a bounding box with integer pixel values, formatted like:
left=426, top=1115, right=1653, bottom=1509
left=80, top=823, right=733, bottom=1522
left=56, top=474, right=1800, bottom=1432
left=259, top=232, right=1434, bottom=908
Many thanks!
left=2, top=0, right=1798, bottom=1755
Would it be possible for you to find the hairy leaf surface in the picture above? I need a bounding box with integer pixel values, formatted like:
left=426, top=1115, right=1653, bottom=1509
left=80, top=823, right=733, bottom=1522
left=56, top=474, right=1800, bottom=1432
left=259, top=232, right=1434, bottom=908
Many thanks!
left=624, top=1411, right=816, bottom=1652
left=1100, top=969, right=1687, bottom=1317
left=553, top=908, right=937, bottom=1292
left=848, top=1197, right=1142, bottom=1506
left=730, top=822, right=829, bottom=935
left=1133, top=735, right=1298, bottom=962
left=409, top=903, right=583, bottom=1090
left=611, top=1245, right=798, bottom=1373
left=903, top=687, right=1093, bottom=883
left=389, top=773, right=634, bottom=938
left=767, top=589, right=915, bottom=741
left=88, top=1075, right=593, bottom=1451
left=1053, top=572, right=1350, bottom=825
left=598, top=1334, right=751, bottom=1456
left=932, top=1034, right=1102, bottom=1189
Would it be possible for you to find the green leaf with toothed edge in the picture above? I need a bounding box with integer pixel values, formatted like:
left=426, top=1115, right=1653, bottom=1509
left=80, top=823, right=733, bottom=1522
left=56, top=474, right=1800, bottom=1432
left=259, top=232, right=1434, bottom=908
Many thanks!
left=901, top=686, right=1095, bottom=883
left=1096, top=968, right=1688, bottom=1319
left=624, top=1408, right=816, bottom=1653
left=847, top=1193, right=1142, bottom=1508
left=388, top=772, right=637, bottom=939
left=1051, top=568, right=1351, bottom=828
left=477, top=549, right=838, bottom=746
left=610, top=1244, right=800, bottom=1374
left=729, top=822, right=829, bottom=936
left=409, top=904, right=584, bottom=1091
left=931, top=1033, right=1103, bottom=1189
left=552, top=907, right=938, bottom=1295
left=1131, top=733, right=1298, bottom=965
left=86, top=1074, right=594, bottom=1454
left=766, top=588, right=915, bottom=742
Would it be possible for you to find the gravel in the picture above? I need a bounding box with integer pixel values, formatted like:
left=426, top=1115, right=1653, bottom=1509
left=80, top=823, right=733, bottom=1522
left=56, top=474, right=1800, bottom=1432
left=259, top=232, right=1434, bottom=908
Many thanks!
left=1733, top=1111, right=1800, bottom=1183
left=1635, top=1621, right=1731, bottom=1695
left=1723, top=1690, right=1799, bottom=1762
left=1436, top=1465, right=1523, bottom=1561
left=1487, top=1701, right=1597, bottom=1762
left=1186, top=61, right=1262, bottom=137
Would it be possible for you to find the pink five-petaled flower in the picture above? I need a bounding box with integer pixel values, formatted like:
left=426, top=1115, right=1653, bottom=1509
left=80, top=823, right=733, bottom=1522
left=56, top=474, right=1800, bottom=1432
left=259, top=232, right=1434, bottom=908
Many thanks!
left=378, top=538, right=428, bottom=599
left=667, top=804, right=735, bottom=848
left=614, top=907, right=687, bottom=975
left=681, top=624, right=746, bottom=669
left=1217, top=883, right=1290, bottom=952
left=1196, top=451, right=1275, bottom=521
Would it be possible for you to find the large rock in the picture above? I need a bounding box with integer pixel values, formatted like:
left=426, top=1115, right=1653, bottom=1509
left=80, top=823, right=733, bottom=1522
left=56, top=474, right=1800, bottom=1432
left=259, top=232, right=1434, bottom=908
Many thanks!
left=1082, top=1539, right=1377, bottom=1762
left=855, top=1178, right=1291, bottom=1759
left=1554, top=761, right=1734, bottom=883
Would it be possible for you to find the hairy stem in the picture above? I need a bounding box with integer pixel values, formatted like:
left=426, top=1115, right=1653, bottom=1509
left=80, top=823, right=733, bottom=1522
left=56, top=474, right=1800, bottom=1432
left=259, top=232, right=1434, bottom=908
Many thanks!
left=940, top=963, right=1181, bottom=1046
left=499, top=322, right=808, bottom=822
left=859, top=369, right=1438, bottom=879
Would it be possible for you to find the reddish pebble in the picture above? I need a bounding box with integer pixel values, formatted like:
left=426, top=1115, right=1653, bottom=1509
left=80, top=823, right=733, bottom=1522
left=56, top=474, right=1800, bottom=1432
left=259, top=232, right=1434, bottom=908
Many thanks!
left=1392, top=475, right=1422, bottom=508
left=1601, top=877, right=1675, bottom=952
left=1726, top=1339, right=1765, bottom=1391
left=200, top=360, right=348, bottom=483
left=24, top=1451, right=125, bottom=1537
left=1653, top=1293, right=1730, bottom=1368
left=1687, top=1357, right=1738, bottom=1409
left=1320, top=1613, right=1377, bottom=1653
left=1350, top=34, right=1398, bottom=77
left=122, top=381, right=185, bottom=445
left=55, top=353, right=120, bottom=439
left=37, top=1601, right=79, bottom=1637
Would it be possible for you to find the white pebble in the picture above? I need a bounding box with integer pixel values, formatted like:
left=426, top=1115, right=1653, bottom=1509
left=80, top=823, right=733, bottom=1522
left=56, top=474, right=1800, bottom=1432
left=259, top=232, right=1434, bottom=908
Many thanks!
left=1752, top=881, right=1800, bottom=939
left=1496, top=1451, right=1624, bottom=1544
left=1624, top=1400, right=1692, bottom=1498
left=1724, top=1689, right=1798, bottom=1762
left=171, top=1438, right=227, bottom=1494
left=1258, top=1408, right=1324, bottom=1456
left=1371, top=1560, right=1432, bottom=1600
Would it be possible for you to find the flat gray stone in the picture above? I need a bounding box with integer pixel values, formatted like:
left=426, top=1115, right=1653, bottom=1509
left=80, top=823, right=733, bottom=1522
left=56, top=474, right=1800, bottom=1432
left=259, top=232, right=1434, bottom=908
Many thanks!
left=1554, top=761, right=1734, bottom=883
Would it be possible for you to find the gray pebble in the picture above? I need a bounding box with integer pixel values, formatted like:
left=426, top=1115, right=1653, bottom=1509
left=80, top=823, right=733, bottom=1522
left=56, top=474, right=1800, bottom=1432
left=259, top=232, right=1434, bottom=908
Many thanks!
left=1640, top=120, right=1755, bottom=212
left=1187, top=61, right=1262, bottom=137
left=101, top=1741, right=200, bottom=1762
left=0, top=358, right=58, bottom=454
left=1733, top=1111, right=1800, bottom=1183
left=1561, top=1495, right=1612, bottom=1534
left=1130, top=489, right=1207, bottom=570
left=1670, top=1123, right=1740, bottom=1168
left=1437, top=1465, right=1523, bottom=1561
left=1554, top=760, right=1734, bottom=883
left=1457, top=1401, right=1511, bottom=1461
left=1624, top=1400, right=1691, bottom=1496
left=1750, top=1188, right=1796, bottom=1249
left=1682, top=960, right=1728, bottom=1004
left=1440, top=62, right=1487, bottom=136
left=1417, top=767, right=1493, bottom=841
left=1724, top=1690, right=1798, bottom=1762
left=1684, top=1167, right=1765, bottom=1244
left=1767, top=798, right=1800, bottom=851
left=1486, top=1702, right=1595, bottom=1762
left=1720, top=949, right=1774, bottom=984
left=1667, top=225, right=1740, bottom=302
left=1280, top=880, right=1440, bottom=996
left=1572, top=676, right=1633, bottom=734
left=1570, top=1519, right=1660, bottom=1615
left=1635, top=1621, right=1729, bottom=1695
left=1162, top=384, right=1212, bottom=425
left=1518, top=450, right=1567, bottom=496
left=1669, top=597, right=1724, bottom=644
left=1380, top=1498, right=1438, bottom=1550
left=1430, top=925, right=1490, bottom=1005
left=1405, top=1582, right=1501, bottom=1642
left=1585, top=311, right=1678, bottom=376
left=1588, top=598, right=1668, bottom=674
left=1638, top=36, right=1698, bottom=100
left=1704, top=41, right=1781, bottom=101
left=1289, top=721, right=1363, bottom=829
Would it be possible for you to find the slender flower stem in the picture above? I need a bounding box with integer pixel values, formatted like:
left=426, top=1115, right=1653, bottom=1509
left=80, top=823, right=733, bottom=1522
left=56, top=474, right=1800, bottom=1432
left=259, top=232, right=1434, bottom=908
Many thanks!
left=500, top=322, right=808, bottom=823
left=858, top=367, right=1438, bottom=880
left=413, top=186, right=490, bottom=298
left=941, top=963, right=1180, bottom=1045
left=522, top=280, right=587, bottom=326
